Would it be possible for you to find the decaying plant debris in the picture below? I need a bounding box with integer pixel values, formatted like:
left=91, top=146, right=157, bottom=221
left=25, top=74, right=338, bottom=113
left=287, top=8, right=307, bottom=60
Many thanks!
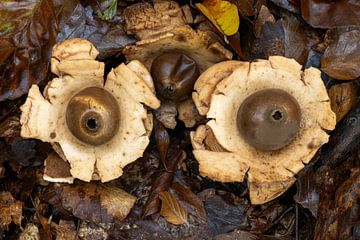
left=0, top=0, right=360, bottom=239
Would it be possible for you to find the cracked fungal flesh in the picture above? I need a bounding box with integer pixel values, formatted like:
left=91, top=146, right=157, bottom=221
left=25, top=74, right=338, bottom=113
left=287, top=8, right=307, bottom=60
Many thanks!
left=191, top=56, right=336, bottom=204
left=20, top=38, right=160, bottom=182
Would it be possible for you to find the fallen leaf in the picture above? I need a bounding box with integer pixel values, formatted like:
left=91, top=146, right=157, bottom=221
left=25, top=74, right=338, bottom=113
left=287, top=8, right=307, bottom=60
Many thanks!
left=159, top=191, right=188, bottom=225
left=254, top=5, right=275, bottom=38
left=321, top=28, right=360, bottom=80
left=43, top=182, right=136, bottom=223
left=252, top=15, right=319, bottom=65
left=316, top=99, right=360, bottom=167
left=329, top=82, right=358, bottom=122
left=198, top=189, right=249, bottom=235
left=155, top=101, right=178, bottom=129
left=172, top=182, right=206, bottom=220
left=0, top=0, right=59, bottom=101
left=294, top=168, right=319, bottom=216
left=57, top=0, right=135, bottom=60
left=142, top=146, right=184, bottom=217
left=154, top=119, right=170, bottom=171
left=269, top=0, right=300, bottom=14
left=300, top=0, right=360, bottom=28
left=0, top=191, right=23, bottom=230
left=196, top=0, right=240, bottom=36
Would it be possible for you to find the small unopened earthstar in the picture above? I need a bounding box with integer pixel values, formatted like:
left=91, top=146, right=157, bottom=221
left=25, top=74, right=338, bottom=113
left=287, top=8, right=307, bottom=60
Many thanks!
left=191, top=56, right=336, bottom=204
left=20, top=38, right=160, bottom=183
left=123, top=0, right=233, bottom=128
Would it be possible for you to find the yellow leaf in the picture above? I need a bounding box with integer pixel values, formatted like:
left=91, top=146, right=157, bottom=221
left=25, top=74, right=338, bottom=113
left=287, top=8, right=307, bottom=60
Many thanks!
left=159, top=191, right=188, bottom=225
left=196, top=0, right=239, bottom=36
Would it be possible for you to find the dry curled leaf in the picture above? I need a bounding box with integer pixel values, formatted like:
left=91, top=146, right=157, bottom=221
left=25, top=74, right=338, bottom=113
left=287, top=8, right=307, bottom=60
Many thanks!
left=196, top=0, right=239, bottom=36
left=159, top=191, right=188, bottom=225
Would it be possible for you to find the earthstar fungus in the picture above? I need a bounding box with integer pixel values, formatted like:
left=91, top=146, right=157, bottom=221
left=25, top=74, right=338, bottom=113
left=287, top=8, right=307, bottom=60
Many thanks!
left=20, top=38, right=160, bottom=182
left=191, top=56, right=336, bottom=204
left=123, top=0, right=232, bottom=128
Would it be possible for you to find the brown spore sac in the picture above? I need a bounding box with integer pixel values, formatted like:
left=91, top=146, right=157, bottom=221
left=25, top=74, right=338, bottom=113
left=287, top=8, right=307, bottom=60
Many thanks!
left=66, top=87, right=120, bottom=146
left=237, top=88, right=301, bottom=151
left=151, top=52, right=200, bottom=102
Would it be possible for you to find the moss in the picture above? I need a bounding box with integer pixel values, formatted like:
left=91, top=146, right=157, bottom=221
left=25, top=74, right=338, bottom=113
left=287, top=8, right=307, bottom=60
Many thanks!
left=0, top=22, right=14, bottom=32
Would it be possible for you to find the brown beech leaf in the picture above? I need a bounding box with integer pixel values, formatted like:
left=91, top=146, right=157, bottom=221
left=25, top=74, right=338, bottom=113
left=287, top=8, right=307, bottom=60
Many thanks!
left=329, top=82, right=358, bottom=122
left=57, top=0, right=135, bottom=60
left=270, top=0, right=300, bottom=13
left=43, top=182, right=136, bottom=223
left=321, top=28, right=360, bottom=80
left=142, top=146, right=184, bottom=217
left=198, top=189, right=249, bottom=235
left=252, top=15, right=318, bottom=65
left=159, top=191, right=188, bottom=225
left=154, top=119, right=170, bottom=171
left=300, top=0, right=360, bottom=28
left=172, top=182, right=206, bottom=220
left=0, top=0, right=59, bottom=101
left=254, top=5, right=275, bottom=38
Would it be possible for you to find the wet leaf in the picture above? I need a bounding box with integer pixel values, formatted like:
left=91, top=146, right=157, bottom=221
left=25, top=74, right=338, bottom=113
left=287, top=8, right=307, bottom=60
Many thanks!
left=329, top=82, right=358, bottom=122
left=142, top=146, right=184, bottom=217
left=254, top=5, right=275, bottom=38
left=252, top=15, right=319, bottom=65
left=269, top=0, right=300, bottom=14
left=43, top=182, right=136, bottom=223
left=172, top=182, right=206, bottom=220
left=198, top=189, right=249, bottom=235
left=0, top=191, right=23, bottom=230
left=154, top=119, right=170, bottom=171
left=159, top=191, right=188, bottom=225
left=294, top=168, right=319, bottom=216
left=321, top=28, right=360, bottom=80
left=57, top=0, right=135, bottom=60
left=316, top=100, right=360, bottom=167
left=300, top=0, right=360, bottom=28
left=0, top=0, right=59, bottom=101
left=196, top=0, right=239, bottom=36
